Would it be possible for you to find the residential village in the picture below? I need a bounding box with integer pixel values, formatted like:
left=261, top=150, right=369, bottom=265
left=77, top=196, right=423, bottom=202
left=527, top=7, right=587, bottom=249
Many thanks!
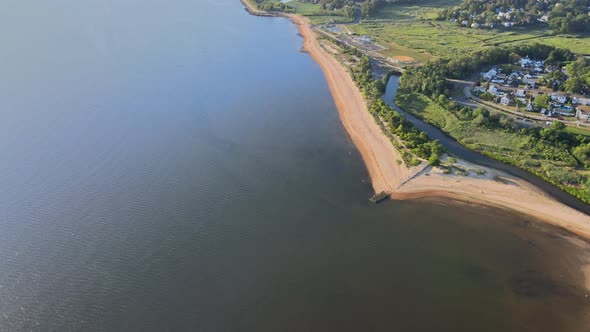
left=472, top=56, right=590, bottom=123
left=449, top=7, right=548, bottom=29
left=439, top=0, right=590, bottom=34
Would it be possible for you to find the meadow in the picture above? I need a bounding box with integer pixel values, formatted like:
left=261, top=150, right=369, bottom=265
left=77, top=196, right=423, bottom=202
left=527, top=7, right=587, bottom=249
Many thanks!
left=352, top=1, right=590, bottom=62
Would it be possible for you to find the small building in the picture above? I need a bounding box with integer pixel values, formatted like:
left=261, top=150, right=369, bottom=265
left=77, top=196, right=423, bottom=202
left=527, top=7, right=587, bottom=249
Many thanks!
left=573, top=96, right=590, bottom=106
left=551, top=94, right=567, bottom=104
left=481, top=69, right=498, bottom=80
left=576, top=105, right=590, bottom=122
left=473, top=86, right=486, bottom=93
left=488, top=85, right=498, bottom=94
left=526, top=103, right=533, bottom=111
left=516, top=89, right=526, bottom=97
left=500, top=96, right=511, bottom=105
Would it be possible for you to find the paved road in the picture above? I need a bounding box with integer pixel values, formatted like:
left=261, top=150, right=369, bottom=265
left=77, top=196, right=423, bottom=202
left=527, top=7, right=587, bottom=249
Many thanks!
left=448, top=78, right=590, bottom=129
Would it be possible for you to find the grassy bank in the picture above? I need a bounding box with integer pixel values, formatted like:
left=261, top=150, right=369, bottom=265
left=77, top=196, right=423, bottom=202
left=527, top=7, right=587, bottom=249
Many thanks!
left=396, top=92, right=590, bottom=204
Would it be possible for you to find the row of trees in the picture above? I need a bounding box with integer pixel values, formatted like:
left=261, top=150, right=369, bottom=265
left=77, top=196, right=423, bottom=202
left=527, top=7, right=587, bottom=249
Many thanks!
left=253, top=0, right=295, bottom=12
left=360, top=0, right=384, bottom=18
left=548, top=1, right=590, bottom=33
left=349, top=53, right=444, bottom=165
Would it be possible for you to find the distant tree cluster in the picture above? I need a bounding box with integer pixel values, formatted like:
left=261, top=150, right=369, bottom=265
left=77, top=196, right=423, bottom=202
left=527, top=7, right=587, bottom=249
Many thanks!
left=564, top=57, right=590, bottom=94
left=360, top=0, right=384, bottom=18
left=296, top=0, right=385, bottom=18
left=547, top=0, right=590, bottom=33
left=438, top=0, right=590, bottom=33
left=254, top=0, right=295, bottom=12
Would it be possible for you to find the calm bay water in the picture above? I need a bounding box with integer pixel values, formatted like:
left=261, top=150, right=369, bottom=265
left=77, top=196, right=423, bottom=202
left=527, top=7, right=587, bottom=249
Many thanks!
left=0, top=0, right=589, bottom=331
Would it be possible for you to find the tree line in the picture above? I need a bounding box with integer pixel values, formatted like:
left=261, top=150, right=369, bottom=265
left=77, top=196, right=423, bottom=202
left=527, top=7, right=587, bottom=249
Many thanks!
left=348, top=52, right=444, bottom=166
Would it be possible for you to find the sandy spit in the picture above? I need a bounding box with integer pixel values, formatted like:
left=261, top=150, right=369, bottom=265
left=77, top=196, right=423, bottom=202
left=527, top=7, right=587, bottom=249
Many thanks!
left=286, top=15, right=590, bottom=240
left=240, top=2, right=590, bottom=289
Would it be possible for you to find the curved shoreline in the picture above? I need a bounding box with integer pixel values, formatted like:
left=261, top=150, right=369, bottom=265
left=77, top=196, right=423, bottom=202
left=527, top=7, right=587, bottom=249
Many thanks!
left=286, top=14, right=590, bottom=240
left=238, top=3, right=590, bottom=241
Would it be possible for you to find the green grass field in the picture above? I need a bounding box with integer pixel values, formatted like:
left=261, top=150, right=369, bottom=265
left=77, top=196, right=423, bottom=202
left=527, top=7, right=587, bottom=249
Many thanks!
left=351, top=0, right=590, bottom=61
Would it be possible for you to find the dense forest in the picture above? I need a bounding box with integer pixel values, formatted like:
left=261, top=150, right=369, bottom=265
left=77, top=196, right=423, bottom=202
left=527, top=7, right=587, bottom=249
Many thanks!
left=438, top=0, right=590, bottom=33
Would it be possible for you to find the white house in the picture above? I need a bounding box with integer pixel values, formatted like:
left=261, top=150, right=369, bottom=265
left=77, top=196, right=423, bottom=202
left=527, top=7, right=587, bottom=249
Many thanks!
left=471, top=22, right=480, bottom=28
left=551, top=94, right=567, bottom=104
left=577, top=105, right=590, bottom=122
left=500, top=96, right=511, bottom=105
left=482, top=69, right=497, bottom=80
left=526, top=103, right=534, bottom=111
left=573, top=97, right=590, bottom=105
left=516, top=89, right=526, bottom=97
left=488, top=85, right=498, bottom=94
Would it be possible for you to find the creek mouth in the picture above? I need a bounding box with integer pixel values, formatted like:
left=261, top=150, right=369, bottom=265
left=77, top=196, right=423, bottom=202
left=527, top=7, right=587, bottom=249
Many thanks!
left=383, top=75, right=590, bottom=215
